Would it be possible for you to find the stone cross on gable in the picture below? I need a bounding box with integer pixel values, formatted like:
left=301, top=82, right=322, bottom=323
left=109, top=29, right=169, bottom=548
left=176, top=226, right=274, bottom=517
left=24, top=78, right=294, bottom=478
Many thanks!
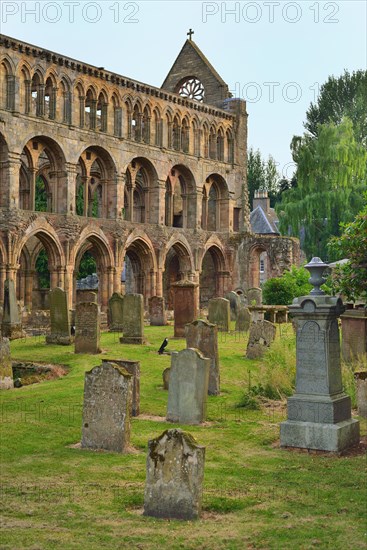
left=187, top=28, right=194, bottom=40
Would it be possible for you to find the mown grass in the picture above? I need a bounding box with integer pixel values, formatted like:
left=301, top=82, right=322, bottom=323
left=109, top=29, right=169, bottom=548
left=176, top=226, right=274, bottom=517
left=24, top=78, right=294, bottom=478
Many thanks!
left=0, top=323, right=366, bottom=550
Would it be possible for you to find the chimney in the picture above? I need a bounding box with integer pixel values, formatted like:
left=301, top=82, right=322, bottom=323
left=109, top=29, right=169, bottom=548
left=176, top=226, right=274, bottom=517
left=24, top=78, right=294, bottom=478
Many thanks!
left=253, top=190, right=270, bottom=213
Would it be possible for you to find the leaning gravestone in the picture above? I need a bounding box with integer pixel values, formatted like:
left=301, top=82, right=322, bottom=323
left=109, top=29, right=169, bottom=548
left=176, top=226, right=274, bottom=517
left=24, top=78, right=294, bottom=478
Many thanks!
left=280, top=257, right=360, bottom=452
left=0, top=337, right=13, bottom=389
left=75, top=301, right=101, bottom=354
left=185, top=319, right=220, bottom=395
left=246, top=320, right=276, bottom=359
left=81, top=362, right=132, bottom=452
left=46, top=287, right=73, bottom=345
left=236, top=306, right=251, bottom=332
left=108, top=292, right=124, bottom=332
left=225, top=291, right=241, bottom=321
left=120, top=293, right=145, bottom=344
left=143, top=428, right=205, bottom=520
left=208, top=297, right=230, bottom=332
left=167, top=348, right=209, bottom=424
left=149, top=296, right=167, bottom=326
left=103, top=359, right=140, bottom=416
left=1, top=279, right=23, bottom=340
left=172, top=281, right=198, bottom=337
left=247, top=287, right=262, bottom=306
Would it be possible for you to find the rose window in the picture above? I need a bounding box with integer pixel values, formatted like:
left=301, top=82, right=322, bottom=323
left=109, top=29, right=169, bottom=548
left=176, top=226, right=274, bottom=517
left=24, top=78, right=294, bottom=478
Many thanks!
left=178, top=78, right=205, bottom=102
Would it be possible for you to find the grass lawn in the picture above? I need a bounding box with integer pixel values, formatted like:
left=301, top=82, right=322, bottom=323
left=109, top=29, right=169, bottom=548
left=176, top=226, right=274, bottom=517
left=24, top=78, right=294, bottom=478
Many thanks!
left=0, top=324, right=366, bottom=549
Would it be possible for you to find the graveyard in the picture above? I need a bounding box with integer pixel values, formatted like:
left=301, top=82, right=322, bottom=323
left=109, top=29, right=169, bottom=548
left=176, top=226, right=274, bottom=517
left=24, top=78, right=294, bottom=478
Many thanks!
left=1, top=318, right=365, bottom=549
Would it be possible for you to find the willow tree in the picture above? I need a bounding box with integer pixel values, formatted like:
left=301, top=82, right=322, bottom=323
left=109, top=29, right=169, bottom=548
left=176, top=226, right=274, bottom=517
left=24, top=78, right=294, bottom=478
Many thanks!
left=277, top=118, right=367, bottom=260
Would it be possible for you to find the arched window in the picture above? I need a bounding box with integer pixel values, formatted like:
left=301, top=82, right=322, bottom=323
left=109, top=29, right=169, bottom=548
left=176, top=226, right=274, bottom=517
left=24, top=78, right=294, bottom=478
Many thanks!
left=181, top=118, right=190, bottom=153
left=44, top=76, right=56, bottom=120
left=112, top=94, right=122, bottom=137
left=132, top=104, right=141, bottom=141
left=227, top=130, right=234, bottom=163
left=60, top=80, right=72, bottom=124
left=209, top=127, right=217, bottom=159
left=31, top=73, right=43, bottom=117
left=75, top=83, right=84, bottom=127
left=19, top=67, right=31, bottom=114
left=154, top=109, right=162, bottom=146
left=172, top=116, right=180, bottom=150
left=165, top=179, right=172, bottom=226
left=1, top=60, right=15, bottom=111
left=96, top=92, right=108, bottom=132
left=193, top=120, right=201, bottom=156
left=217, top=129, right=224, bottom=161
left=85, top=88, right=96, bottom=130
left=203, top=125, right=209, bottom=158
left=141, top=106, right=150, bottom=144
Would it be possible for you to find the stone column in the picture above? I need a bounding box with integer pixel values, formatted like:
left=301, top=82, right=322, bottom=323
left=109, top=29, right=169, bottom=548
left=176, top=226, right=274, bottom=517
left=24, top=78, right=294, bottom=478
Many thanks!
left=280, top=257, right=360, bottom=452
left=79, top=96, right=85, bottom=127
left=3, top=153, right=21, bottom=209
left=64, top=162, right=78, bottom=215
left=24, top=269, right=34, bottom=310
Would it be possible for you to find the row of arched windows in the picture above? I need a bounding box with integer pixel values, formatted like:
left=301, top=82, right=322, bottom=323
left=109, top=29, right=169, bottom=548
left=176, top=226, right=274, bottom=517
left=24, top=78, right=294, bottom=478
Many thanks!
left=0, top=59, right=235, bottom=163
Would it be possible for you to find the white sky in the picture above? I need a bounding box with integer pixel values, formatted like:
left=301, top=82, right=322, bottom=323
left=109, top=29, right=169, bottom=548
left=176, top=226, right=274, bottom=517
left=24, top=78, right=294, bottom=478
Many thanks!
left=1, top=0, right=366, bottom=177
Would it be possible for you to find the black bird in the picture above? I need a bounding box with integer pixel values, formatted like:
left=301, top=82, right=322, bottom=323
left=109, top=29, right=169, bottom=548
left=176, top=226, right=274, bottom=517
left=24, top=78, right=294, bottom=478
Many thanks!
left=158, top=338, right=168, bottom=355
left=71, top=325, right=76, bottom=336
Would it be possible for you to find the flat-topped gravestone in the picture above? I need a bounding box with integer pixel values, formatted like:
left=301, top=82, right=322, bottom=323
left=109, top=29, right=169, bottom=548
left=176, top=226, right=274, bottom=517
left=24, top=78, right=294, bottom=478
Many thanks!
left=246, top=320, right=276, bottom=359
left=144, top=428, right=205, bottom=520
left=46, top=287, right=73, bottom=345
left=225, top=291, right=241, bottom=321
left=149, top=296, right=167, bottom=326
left=340, top=309, right=367, bottom=362
left=0, top=337, right=13, bottom=389
left=208, top=297, right=230, bottom=332
left=103, top=359, right=140, bottom=416
left=236, top=306, right=251, bottom=332
left=120, top=293, right=145, bottom=344
left=247, top=287, right=262, bottom=306
left=172, top=281, right=199, bottom=338
left=167, top=348, right=209, bottom=424
left=355, top=372, right=367, bottom=419
left=185, top=319, right=220, bottom=395
left=108, top=292, right=124, bottom=332
left=1, top=279, right=24, bottom=340
left=280, top=257, right=360, bottom=452
left=75, top=301, right=101, bottom=354
left=81, top=362, right=132, bottom=452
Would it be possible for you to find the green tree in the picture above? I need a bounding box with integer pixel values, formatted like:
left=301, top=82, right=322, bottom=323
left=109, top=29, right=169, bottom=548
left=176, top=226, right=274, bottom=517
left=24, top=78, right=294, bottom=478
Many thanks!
left=35, top=249, right=50, bottom=289
left=77, top=251, right=97, bottom=280
left=305, top=70, right=367, bottom=147
left=263, top=265, right=312, bottom=305
left=328, top=195, right=367, bottom=302
left=277, top=118, right=367, bottom=260
left=35, top=176, right=48, bottom=212
left=247, top=148, right=280, bottom=209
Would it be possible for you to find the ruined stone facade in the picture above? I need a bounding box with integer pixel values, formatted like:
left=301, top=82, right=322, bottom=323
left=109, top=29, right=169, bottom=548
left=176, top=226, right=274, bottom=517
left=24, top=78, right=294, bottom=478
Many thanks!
left=0, top=34, right=299, bottom=313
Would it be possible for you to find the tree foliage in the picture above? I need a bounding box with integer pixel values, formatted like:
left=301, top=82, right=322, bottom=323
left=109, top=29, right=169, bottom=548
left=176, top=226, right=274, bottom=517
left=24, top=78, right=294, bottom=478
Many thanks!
left=263, top=265, right=312, bottom=305
left=247, top=148, right=280, bottom=209
left=77, top=251, right=97, bottom=280
left=327, top=195, right=367, bottom=302
left=35, top=177, right=48, bottom=212
left=277, top=118, right=367, bottom=260
left=305, top=70, right=367, bottom=147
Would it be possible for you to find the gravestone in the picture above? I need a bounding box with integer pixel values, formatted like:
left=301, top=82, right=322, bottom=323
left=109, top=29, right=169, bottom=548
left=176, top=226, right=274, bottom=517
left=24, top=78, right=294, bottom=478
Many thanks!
left=46, top=287, right=73, bottom=345
left=208, top=297, right=230, bottom=332
left=75, top=301, right=101, bottom=354
left=247, top=287, right=262, bottom=306
left=143, top=428, right=205, bottom=520
left=81, top=362, right=132, bottom=452
left=1, top=279, right=24, bottom=340
left=162, top=367, right=170, bottom=390
left=103, top=359, right=140, bottom=416
left=280, top=257, right=360, bottom=452
left=120, top=293, right=145, bottom=344
left=236, top=306, right=251, bottom=332
left=340, top=309, right=367, bottom=362
left=355, top=372, right=367, bottom=419
left=225, top=291, right=241, bottom=321
left=0, top=337, right=13, bottom=389
left=108, top=292, right=124, bottom=332
left=167, top=348, right=209, bottom=424
left=172, top=281, right=199, bottom=338
left=246, top=320, right=276, bottom=359
left=149, top=296, right=167, bottom=326
left=185, top=319, right=220, bottom=395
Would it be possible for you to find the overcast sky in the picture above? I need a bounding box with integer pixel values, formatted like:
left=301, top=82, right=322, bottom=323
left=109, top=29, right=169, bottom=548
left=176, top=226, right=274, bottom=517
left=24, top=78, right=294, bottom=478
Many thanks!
left=2, top=0, right=366, bottom=177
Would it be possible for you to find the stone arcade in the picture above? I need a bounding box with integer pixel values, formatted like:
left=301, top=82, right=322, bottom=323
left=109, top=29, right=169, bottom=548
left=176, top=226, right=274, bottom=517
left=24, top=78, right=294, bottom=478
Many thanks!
left=0, top=34, right=299, bottom=322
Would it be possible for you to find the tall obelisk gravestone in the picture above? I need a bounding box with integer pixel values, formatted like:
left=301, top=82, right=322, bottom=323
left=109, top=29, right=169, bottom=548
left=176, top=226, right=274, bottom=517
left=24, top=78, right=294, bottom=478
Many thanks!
left=280, top=257, right=360, bottom=452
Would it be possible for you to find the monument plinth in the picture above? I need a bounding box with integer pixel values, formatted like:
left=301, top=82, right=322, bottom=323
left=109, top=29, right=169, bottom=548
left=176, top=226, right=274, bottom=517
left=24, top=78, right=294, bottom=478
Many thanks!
left=280, top=258, right=360, bottom=452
